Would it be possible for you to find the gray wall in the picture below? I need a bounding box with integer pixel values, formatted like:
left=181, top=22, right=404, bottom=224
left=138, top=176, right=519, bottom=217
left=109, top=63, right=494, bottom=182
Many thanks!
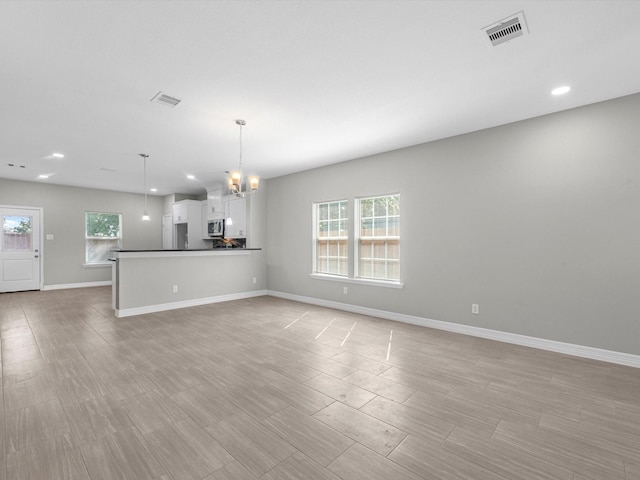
left=0, top=179, right=163, bottom=286
left=266, top=93, right=640, bottom=355
left=246, top=181, right=268, bottom=251
left=116, top=252, right=266, bottom=311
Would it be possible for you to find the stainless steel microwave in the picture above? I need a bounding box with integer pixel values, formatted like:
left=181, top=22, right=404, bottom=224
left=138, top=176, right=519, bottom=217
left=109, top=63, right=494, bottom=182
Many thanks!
left=207, top=218, right=224, bottom=237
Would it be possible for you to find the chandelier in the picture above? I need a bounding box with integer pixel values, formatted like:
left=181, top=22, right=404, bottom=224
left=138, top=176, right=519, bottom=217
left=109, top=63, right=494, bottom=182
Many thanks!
left=228, top=119, right=259, bottom=196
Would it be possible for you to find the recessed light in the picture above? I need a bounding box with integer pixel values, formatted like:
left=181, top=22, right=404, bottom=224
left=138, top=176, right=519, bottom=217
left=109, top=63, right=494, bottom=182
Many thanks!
left=52, top=153, right=65, bottom=158
left=551, top=86, right=571, bottom=96
left=38, top=174, right=49, bottom=179
left=186, top=175, right=195, bottom=180
left=150, top=188, right=158, bottom=192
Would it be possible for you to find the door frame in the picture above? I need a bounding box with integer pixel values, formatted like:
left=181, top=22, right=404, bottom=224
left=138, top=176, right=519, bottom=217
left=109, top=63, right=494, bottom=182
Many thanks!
left=1, top=204, right=44, bottom=291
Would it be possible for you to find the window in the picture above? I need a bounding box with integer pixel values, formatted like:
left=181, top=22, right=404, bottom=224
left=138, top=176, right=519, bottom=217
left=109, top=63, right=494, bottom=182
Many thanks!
left=314, top=200, right=348, bottom=276
left=357, top=194, right=400, bottom=281
left=85, top=212, right=122, bottom=264
left=311, top=194, right=401, bottom=286
left=2, top=215, right=32, bottom=251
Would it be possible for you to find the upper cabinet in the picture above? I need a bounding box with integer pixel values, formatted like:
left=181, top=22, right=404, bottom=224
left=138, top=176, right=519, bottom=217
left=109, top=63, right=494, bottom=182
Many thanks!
left=224, top=195, right=247, bottom=238
left=205, top=186, right=224, bottom=220
left=173, top=202, right=189, bottom=224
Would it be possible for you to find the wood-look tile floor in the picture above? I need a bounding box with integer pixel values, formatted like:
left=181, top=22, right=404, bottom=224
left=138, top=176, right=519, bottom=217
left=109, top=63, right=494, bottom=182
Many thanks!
left=1, top=287, right=639, bottom=480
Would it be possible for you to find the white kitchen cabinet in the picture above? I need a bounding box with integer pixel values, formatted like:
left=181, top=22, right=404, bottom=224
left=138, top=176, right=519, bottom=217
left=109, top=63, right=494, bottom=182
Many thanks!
left=172, top=200, right=207, bottom=249
left=172, top=202, right=189, bottom=224
left=205, top=187, right=224, bottom=220
left=224, top=195, right=247, bottom=238
left=201, top=204, right=209, bottom=240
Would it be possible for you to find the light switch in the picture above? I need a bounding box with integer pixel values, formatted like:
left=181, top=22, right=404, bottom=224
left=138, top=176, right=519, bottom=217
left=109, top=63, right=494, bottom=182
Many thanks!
left=46, top=234, right=54, bottom=240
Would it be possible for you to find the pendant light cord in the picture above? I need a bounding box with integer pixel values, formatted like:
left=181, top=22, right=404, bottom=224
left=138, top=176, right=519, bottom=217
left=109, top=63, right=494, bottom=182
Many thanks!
left=139, top=153, right=149, bottom=216
left=144, top=156, right=148, bottom=211
left=238, top=121, right=243, bottom=172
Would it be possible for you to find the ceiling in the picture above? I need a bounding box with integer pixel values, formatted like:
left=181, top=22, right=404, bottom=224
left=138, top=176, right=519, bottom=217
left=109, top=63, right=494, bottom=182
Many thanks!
left=1, top=1, right=639, bottom=197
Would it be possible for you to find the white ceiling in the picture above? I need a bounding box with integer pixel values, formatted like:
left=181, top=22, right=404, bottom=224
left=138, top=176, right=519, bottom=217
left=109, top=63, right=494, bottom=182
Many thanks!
left=1, top=1, right=639, bottom=196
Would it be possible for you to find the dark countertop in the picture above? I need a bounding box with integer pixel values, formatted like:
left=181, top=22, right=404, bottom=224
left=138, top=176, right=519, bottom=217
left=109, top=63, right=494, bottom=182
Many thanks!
left=113, top=248, right=261, bottom=252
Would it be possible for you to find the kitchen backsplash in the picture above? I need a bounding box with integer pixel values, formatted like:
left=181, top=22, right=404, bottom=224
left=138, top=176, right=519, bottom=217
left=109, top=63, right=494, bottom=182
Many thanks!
left=212, top=237, right=246, bottom=248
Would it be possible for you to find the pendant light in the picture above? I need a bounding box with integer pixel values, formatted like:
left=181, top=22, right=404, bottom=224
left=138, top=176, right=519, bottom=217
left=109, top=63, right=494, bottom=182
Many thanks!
left=228, top=119, right=259, bottom=196
left=139, top=153, right=150, bottom=221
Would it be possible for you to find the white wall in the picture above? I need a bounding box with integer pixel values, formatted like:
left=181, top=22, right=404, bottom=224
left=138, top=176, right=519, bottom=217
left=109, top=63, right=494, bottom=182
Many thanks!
left=0, top=179, right=164, bottom=287
left=266, top=93, right=640, bottom=356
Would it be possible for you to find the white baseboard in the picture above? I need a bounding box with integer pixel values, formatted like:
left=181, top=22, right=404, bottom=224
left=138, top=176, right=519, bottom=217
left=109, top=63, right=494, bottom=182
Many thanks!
left=43, top=281, right=112, bottom=291
left=267, top=290, right=640, bottom=369
left=115, top=290, right=268, bottom=318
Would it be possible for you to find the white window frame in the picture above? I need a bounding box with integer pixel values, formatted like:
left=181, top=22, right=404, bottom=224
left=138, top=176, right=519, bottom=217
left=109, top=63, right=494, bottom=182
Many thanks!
left=84, top=212, right=122, bottom=266
left=310, top=194, right=403, bottom=288
left=312, top=199, right=349, bottom=277
left=355, top=194, right=400, bottom=282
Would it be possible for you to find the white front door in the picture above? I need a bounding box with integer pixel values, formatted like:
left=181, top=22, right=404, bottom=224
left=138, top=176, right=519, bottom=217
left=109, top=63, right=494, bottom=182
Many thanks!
left=0, top=207, right=41, bottom=292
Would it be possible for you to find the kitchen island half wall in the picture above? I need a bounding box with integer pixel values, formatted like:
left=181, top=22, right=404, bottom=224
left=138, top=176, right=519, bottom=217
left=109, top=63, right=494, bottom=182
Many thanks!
left=111, top=249, right=266, bottom=317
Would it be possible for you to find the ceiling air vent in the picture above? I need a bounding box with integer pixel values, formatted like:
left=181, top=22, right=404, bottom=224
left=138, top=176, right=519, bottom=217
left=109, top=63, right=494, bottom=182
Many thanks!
left=482, top=11, right=528, bottom=47
left=150, top=91, right=181, bottom=107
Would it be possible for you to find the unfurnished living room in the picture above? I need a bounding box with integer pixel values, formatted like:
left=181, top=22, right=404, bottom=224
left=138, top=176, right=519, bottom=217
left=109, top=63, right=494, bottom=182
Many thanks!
left=1, top=1, right=639, bottom=480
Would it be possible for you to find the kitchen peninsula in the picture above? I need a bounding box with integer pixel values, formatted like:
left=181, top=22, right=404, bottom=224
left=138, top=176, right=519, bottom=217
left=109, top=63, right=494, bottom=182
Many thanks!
left=111, top=248, right=265, bottom=318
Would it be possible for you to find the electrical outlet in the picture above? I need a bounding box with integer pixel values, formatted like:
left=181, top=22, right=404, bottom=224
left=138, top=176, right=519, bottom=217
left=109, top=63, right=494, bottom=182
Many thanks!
left=472, top=304, right=479, bottom=314
left=343, top=287, right=348, bottom=295
left=252, top=277, right=257, bottom=284
left=172, top=285, right=178, bottom=293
